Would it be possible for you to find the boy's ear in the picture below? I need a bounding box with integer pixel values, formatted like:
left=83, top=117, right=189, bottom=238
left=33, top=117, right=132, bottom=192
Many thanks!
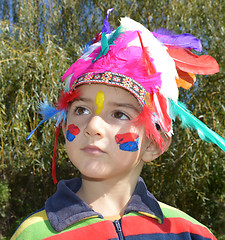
left=62, top=122, right=67, bottom=140
left=142, top=134, right=171, bottom=163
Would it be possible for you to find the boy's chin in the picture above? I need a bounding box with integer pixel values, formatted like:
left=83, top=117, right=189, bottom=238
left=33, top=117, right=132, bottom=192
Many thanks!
left=80, top=173, right=126, bottom=182
left=81, top=174, right=107, bottom=182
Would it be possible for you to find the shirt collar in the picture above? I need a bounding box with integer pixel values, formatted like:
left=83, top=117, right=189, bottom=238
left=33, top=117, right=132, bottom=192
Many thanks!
left=45, top=177, right=164, bottom=232
left=125, top=177, right=164, bottom=224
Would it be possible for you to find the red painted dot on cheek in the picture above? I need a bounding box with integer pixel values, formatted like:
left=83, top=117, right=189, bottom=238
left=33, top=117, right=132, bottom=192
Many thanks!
left=68, top=124, right=80, bottom=135
left=115, top=132, right=139, bottom=144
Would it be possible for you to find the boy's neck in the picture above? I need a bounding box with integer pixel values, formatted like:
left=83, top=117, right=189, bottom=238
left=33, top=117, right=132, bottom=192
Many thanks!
left=76, top=172, right=141, bottom=218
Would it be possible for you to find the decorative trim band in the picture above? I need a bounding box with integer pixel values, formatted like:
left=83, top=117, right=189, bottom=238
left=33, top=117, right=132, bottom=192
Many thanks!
left=71, top=72, right=147, bottom=105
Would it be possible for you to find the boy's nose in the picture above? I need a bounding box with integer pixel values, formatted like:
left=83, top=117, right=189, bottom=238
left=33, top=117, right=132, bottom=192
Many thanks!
left=84, top=115, right=105, bottom=138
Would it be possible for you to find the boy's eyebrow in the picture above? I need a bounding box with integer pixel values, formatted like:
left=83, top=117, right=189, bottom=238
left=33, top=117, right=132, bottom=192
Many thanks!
left=72, top=98, right=141, bottom=113
left=73, top=97, right=92, bottom=103
left=109, top=102, right=141, bottom=113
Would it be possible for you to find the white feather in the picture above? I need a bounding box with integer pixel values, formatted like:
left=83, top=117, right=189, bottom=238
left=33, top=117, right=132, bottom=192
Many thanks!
left=120, top=17, right=179, bottom=101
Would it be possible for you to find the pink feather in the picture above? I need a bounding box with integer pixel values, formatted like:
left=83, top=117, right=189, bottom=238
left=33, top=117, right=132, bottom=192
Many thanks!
left=63, top=31, right=162, bottom=92
left=138, top=73, right=162, bottom=94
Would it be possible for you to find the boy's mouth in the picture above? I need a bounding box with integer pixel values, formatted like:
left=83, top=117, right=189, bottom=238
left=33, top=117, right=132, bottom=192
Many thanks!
left=82, top=145, right=105, bottom=155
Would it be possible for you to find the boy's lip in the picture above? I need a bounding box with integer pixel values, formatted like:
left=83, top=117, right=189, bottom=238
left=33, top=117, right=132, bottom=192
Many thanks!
left=82, top=145, right=105, bottom=155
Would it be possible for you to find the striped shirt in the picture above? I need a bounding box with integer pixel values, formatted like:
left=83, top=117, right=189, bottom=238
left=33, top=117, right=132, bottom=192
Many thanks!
left=11, top=178, right=216, bottom=240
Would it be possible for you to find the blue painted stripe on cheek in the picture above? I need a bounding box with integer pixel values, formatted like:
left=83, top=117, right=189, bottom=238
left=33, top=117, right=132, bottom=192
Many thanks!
left=66, top=130, right=76, bottom=142
left=119, top=138, right=139, bottom=152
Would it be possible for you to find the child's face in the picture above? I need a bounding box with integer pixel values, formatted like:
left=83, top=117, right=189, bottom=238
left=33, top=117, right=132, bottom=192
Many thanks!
left=63, top=84, right=151, bottom=180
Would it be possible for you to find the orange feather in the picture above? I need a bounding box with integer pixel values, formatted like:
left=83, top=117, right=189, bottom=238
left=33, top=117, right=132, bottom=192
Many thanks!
left=176, top=68, right=196, bottom=89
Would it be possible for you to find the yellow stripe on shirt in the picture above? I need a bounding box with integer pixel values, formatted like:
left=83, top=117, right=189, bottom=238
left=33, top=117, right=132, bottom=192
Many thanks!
left=11, top=209, right=48, bottom=240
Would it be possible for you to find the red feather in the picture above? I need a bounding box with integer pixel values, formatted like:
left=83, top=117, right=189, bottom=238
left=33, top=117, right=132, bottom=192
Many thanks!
left=153, top=91, right=171, bottom=133
left=134, top=105, right=164, bottom=151
left=167, top=47, right=219, bottom=75
left=137, top=31, right=156, bottom=75
left=52, top=125, right=61, bottom=185
left=92, top=32, right=102, bottom=44
left=57, top=88, right=80, bottom=110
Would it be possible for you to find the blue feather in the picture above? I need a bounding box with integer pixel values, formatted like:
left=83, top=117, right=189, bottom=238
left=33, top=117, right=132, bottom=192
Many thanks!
left=83, top=40, right=93, bottom=54
left=26, top=119, right=48, bottom=140
left=26, top=101, right=60, bottom=140
left=39, top=101, right=59, bottom=119
left=56, top=109, right=67, bottom=127
left=169, top=99, right=225, bottom=151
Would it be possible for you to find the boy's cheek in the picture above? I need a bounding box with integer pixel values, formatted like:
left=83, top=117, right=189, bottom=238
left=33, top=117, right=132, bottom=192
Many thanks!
left=66, top=124, right=80, bottom=142
left=115, top=132, right=139, bottom=152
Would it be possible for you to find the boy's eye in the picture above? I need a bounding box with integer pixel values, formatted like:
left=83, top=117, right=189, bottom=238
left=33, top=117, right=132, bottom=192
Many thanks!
left=75, top=107, right=90, bottom=115
left=113, top=111, right=130, bottom=120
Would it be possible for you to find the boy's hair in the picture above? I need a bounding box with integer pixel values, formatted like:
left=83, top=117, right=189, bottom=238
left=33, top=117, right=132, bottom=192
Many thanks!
left=27, top=9, right=225, bottom=184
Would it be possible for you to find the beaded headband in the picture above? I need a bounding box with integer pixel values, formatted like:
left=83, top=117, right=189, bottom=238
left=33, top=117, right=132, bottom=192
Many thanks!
left=27, top=9, right=225, bottom=184
left=72, top=72, right=148, bottom=105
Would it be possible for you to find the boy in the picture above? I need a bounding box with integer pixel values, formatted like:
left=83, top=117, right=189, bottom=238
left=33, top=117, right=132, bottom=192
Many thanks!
left=11, top=11, right=224, bottom=240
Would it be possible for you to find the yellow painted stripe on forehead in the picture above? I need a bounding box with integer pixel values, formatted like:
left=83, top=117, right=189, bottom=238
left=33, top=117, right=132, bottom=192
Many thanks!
left=95, top=91, right=105, bottom=115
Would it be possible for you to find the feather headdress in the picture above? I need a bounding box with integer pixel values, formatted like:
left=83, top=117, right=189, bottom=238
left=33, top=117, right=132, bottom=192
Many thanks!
left=27, top=9, right=224, bottom=184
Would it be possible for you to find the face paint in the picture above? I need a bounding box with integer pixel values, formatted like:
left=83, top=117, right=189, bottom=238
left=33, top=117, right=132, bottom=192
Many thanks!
left=66, top=124, right=80, bottom=142
left=119, top=139, right=139, bottom=152
left=115, top=133, right=139, bottom=144
left=95, top=91, right=105, bottom=115
left=66, top=130, right=75, bottom=142
left=115, top=133, right=139, bottom=152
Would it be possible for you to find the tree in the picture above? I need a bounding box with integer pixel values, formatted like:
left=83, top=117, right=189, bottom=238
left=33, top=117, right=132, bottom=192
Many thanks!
left=0, top=0, right=224, bottom=238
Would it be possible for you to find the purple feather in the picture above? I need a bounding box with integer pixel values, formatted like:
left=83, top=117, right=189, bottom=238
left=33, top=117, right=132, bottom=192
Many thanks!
left=102, top=8, right=114, bottom=34
left=153, top=28, right=202, bottom=52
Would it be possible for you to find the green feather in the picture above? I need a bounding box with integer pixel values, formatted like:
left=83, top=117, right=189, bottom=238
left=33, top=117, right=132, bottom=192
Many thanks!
left=169, top=99, right=225, bottom=151
left=108, top=26, right=124, bottom=45
left=93, top=26, right=124, bottom=62
left=93, top=32, right=109, bottom=62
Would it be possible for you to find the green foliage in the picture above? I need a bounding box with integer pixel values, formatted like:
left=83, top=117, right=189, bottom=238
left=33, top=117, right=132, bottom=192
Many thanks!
left=0, top=0, right=224, bottom=238
left=0, top=181, right=10, bottom=218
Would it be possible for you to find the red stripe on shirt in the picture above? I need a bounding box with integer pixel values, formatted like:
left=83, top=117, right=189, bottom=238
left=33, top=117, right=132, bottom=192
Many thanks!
left=121, top=216, right=216, bottom=239
left=43, top=220, right=118, bottom=240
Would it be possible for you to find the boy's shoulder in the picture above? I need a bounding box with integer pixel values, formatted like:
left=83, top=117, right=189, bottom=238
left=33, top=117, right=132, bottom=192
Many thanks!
left=159, top=201, right=205, bottom=225
left=10, top=208, right=54, bottom=240
left=158, top=201, right=216, bottom=238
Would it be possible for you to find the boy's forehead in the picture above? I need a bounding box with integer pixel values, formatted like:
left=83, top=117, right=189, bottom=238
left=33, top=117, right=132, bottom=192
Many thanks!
left=76, top=83, right=141, bottom=106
